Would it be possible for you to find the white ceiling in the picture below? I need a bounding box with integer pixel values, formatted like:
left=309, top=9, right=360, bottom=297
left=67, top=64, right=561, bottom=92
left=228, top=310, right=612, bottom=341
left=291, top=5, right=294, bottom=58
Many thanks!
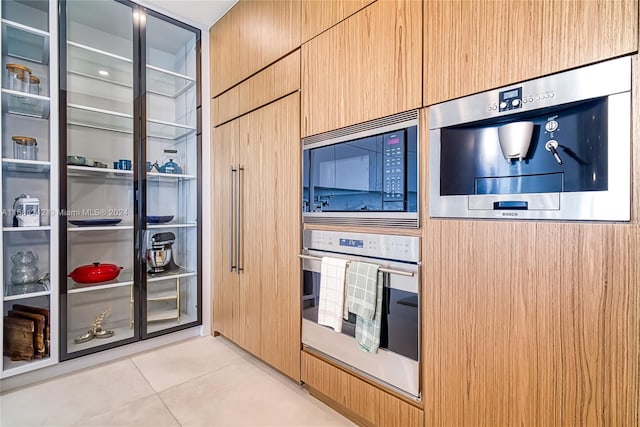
left=140, top=0, right=237, bottom=30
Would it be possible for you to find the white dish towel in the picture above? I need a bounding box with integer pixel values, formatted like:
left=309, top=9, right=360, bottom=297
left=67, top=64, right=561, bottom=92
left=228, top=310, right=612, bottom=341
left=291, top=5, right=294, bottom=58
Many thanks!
left=317, top=256, right=349, bottom=332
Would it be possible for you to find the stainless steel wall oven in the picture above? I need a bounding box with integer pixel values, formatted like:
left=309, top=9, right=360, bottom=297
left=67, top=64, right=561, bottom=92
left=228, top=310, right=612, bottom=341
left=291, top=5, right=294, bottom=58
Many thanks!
left=300, top=230, right=420, bottom=400
left=428, top=57, right=631, bottom=221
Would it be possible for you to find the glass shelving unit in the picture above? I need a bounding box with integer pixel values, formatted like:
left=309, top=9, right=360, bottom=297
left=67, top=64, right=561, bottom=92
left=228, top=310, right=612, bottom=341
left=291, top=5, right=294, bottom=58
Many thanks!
left=59, top=0, right=201, bottom=360
left=0, top=0, right=58, bottom=378
left=60, top=0, right=137, bottom=359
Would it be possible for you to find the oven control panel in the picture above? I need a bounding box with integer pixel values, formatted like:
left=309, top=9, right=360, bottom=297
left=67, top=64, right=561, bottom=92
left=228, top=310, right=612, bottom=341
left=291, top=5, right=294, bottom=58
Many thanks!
left=303, top=230, right=420, bottom=263
left=383, top=131, right=405, bottom=205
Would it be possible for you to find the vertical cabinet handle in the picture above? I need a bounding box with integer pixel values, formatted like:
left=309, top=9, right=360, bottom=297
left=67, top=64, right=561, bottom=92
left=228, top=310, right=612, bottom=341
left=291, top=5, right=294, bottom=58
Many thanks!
left=237, top=165, right=244, bottom=274
left=229, top=166, right=237, bottom=272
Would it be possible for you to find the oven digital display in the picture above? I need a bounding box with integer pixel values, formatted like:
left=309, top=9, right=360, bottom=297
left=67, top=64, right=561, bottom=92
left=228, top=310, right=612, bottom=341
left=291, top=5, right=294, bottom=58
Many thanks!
left=502, top=89, right=520, bottom=99
left=387, top=136, right=400, bottom=145
left=339, top=238, right=364, bottom=248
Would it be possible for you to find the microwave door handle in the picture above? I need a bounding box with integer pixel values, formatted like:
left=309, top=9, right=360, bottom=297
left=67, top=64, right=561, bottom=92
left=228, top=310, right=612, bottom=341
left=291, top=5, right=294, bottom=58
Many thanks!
left=229, top=166, right=237, bottom=272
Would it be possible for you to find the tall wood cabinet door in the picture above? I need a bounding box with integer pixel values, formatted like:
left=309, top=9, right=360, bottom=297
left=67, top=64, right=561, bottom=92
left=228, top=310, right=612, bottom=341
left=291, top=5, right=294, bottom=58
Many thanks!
left=210, top=0, right=301, bottom=98
left=301, top=0, right=422, bottom=137
left=235, top=112, right=267, bottom=358
left=212, top=120, right=240, bottom=341
left=252, top=93, right=301, bottom=381
left=423, top=0, right=638, bottom=106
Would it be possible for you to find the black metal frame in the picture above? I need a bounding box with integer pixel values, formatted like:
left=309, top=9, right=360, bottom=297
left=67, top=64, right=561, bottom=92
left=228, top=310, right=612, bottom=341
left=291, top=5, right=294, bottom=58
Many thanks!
left=59, top=0, right=202, bottom=360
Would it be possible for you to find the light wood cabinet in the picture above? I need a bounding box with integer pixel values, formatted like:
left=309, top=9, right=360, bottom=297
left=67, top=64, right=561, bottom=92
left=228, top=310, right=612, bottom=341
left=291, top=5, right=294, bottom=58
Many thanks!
left=302, top=351, right=424, bottom=426
left=423, top=221, right=640, bottom=425
left=212, top=120, right=240, bottom=343
left=212, top=50, right=300, bottom=126
left=424, top=0, right=638, bottom=105
left=209, top=0, right=301, bottom=97
left=212, top=93, right=301, bottom=381
left=301, top=0, right=422, bottom=137
left=301, top=0, right=375, bottom=43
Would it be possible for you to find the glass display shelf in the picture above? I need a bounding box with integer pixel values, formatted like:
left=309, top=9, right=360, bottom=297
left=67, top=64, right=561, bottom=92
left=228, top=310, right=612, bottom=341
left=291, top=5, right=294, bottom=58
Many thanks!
left=147, top=267, right=196, bottom=283
left=1, top=19, right=50, bottom=64
left=147, top=309, right=179, bottom=323
left=4, top=287, right=50, bottom=301
left=67, top=165, right=134, bottom=179
left=3, top=226, right=51, bottom=232
left=67, top=103, right=133, bottom=134
left=147, top=311, right=197, bottom=334
left=2, top=159, right=51, bottom=173
left=2, top=357, right=54, bottom=378
left=67, top=41, right=132, bottom=88
left=67, top=105, right=194, bottom=141
left=67, top=225, right=133, bottom=232
left=67, top=324, right=134, bottom=353
left=147, top=289, right=178, bottom=302
left=146, top=64, right=195, bottom=98
left=147, top=223, right=197, bottom=230
left=1, top=89, right=50, bottom=119
left=67, top=280, right=133, bottom=294
left=147, top=171, right=197, bottom=181
left=66, top=42, right=195, bottom=98
left=147, top=119, right=196, bottom=140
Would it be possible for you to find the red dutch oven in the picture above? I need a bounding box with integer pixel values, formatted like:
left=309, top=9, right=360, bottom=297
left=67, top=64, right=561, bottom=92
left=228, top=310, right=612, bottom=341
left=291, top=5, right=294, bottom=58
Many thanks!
left=68, top=262, right=123, bottom=284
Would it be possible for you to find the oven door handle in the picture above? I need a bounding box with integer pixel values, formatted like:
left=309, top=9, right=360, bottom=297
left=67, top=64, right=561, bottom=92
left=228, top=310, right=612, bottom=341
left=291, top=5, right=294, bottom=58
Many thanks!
left=297, top=254, right=415, bottom=277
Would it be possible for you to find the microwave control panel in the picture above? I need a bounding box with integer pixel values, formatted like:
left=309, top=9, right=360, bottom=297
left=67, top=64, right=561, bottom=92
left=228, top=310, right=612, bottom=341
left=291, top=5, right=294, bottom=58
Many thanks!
left=383, top=131, right=405, bottom=206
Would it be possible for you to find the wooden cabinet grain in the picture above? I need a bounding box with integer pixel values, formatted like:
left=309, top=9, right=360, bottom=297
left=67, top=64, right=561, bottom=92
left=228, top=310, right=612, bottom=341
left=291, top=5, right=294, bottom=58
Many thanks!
left=212, top=50, right=300, bottom=126
left=423, top=0, right=638, bottom=105
left=423, top=221, right=640, bottom=426
left=301, top=0, right=422, bottom=137
left=212, top=119, right=240, bottom=343
left=212, top=93, right=301, bottom=381
left=301, top=0, right=375, bottom=43
left=209, top=0, right=301, bottom=97
left=302, top=351, right=424, bottom=427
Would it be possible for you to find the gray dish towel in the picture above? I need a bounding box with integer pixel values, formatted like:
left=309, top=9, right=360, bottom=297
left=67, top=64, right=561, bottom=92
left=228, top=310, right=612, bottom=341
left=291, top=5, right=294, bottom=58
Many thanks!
left=345, top=261, right=382, bottom=353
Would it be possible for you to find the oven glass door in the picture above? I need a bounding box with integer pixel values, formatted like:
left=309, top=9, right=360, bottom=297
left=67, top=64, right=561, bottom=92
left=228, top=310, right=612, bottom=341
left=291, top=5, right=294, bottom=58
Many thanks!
left=302, top=268, right=419, bottom=361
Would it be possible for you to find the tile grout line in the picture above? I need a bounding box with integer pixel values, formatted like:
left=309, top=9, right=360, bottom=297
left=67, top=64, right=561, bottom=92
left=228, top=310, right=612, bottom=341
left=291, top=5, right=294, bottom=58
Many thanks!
left=129, top=355, right=184, bottom=427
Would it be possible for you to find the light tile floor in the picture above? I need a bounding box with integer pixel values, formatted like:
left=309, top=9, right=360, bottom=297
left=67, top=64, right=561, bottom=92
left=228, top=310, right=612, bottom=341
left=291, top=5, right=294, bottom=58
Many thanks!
left=0, top=336, right=355, bottom=427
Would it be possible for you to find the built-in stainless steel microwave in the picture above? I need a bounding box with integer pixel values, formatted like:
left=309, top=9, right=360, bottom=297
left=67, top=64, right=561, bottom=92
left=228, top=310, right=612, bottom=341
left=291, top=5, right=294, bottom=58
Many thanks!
left=303, top=111, right=419, bottom=228
left=428, top=57, right=631, bottom=221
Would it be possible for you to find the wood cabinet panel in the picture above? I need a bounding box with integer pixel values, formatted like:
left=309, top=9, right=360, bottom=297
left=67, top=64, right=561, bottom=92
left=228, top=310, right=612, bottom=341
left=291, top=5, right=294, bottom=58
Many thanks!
left=423, top=0, right=638, bottom=105
left=212, top=50, right=300, bottom=126
left=250, top=93, right=301, bottom=381
left=210, top=0, right=301, bottom=97
left=212, top=120, right=240, bottom=340
left=539, top=0, right=638, bottom=74
left=301, top=0, right=422, bottom=137
left=236, top=113, right=265, bottom=358
left=301, top=0, right=375, bottom=43
left=423, top=220, right=640, bottom=425
left=302, top=351, right=424, bottom=427
left=211, top=94, right=301, bottom=380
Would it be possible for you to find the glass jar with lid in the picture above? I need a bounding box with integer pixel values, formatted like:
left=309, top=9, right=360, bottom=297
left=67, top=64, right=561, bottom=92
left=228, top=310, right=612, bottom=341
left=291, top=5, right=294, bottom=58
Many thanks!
left=12, top=136, right=38, bottom=160
left=5, top=64, right=32, bottom=92
left=28, top=75, right=40, bottom=95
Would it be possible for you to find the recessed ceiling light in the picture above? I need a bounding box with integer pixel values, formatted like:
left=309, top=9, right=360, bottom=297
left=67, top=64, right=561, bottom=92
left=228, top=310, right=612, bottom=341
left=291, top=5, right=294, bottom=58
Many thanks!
left=99, top=70, right=109, bottom=76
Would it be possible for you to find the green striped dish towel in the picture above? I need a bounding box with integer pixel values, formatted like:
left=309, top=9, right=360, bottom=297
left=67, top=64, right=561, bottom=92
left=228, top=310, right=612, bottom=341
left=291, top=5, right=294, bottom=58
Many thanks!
left=346, top=261, right=382, bottom=353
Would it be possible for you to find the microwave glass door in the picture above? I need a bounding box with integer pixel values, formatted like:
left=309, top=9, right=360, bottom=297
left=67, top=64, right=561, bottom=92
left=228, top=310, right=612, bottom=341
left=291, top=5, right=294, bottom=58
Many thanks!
left=303, top=127, right=417, bottom=213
